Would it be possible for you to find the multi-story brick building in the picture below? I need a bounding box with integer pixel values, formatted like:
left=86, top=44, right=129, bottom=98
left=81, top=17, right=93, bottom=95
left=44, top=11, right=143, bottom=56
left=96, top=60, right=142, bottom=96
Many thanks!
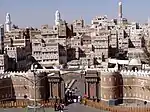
left=0, top=25, right=9, bottom=72
left=92, top=30, right=110, bottom=63
left=32, top=36, right=60, bottom=68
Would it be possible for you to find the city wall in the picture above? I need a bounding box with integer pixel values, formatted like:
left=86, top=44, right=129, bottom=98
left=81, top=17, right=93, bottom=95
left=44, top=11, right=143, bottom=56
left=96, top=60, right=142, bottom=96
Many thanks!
left=85, top=69, right=150, bottom=104
left=0, top=69, right=150, bottom=104
left=0, top=70, right=64, bottom=102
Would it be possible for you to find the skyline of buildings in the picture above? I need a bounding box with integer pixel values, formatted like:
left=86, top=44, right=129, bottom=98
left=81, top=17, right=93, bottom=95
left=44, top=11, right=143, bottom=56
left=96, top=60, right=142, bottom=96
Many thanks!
left=1, top=0, right=150, bottom=27
left=0, top=1, right=149, bottom=72
left=1, top=1, right=150, bottom=109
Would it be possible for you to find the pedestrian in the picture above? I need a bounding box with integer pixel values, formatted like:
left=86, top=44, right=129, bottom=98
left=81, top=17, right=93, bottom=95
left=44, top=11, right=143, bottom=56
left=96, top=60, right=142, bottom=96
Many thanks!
left=59, top=103, right=64, bottom=112
left=54, top=103, right=57, bottom=111
left=61, top=103, right=65, bottom=109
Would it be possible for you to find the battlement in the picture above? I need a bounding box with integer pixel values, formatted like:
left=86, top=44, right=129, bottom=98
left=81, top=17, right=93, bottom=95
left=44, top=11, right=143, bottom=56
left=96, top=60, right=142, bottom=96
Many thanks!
left=1, top=68, right=150, bottom=79
left=100, top=68, right=118, bottom=73
left=120, top=70, right=150, bottom=78
left=0, top=69, right=61, bottom=79
left=1, top=69, right=60, bottom=74
left=0, top=71, right=28, bottom=79
left=102, top=69, right=150, bottom=78
left=86, top=68, right=150, bottom=78
left=4, top=71, right=27, bottom=74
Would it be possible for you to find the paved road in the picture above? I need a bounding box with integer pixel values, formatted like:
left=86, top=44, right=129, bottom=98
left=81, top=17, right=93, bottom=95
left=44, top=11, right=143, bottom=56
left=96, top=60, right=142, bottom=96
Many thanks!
left=63, top=103, right=110, bottom=112
left=0, top=108, right=54, bottom=112
left=0, top=103, right=110, bottom=112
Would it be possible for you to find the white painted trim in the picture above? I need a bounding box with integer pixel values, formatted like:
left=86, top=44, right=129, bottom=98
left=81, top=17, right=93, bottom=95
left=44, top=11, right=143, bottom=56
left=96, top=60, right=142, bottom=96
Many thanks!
left=28, top=98, right=42, bottom=101
left=101, top=98, right=109, bottom=101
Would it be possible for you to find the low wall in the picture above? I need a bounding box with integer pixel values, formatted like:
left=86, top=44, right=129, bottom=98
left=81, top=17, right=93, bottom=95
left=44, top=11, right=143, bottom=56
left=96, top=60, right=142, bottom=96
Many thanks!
left=0, top=99, right=56, bottom=108
left=83, top=99, right=150, bottom=112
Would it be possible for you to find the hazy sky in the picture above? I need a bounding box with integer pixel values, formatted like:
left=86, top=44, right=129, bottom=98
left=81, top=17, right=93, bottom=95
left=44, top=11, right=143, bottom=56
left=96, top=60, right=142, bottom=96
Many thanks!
left=0, top=0, right=150, bottom=28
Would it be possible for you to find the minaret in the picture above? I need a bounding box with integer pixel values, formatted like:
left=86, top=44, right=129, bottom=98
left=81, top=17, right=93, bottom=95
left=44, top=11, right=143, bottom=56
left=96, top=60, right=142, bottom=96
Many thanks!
left=118, top=1, right=123, bottom=19
left=55, top=10, right=61, bottom=25
left=5, top=13, right=12, bottom=32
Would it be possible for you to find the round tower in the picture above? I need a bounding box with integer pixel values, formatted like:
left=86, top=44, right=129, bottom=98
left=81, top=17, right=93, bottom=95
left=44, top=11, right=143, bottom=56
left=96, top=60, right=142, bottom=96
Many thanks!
left=28, top=72, right=46, bottom=101
left=101, top=71, right=120, bottom=104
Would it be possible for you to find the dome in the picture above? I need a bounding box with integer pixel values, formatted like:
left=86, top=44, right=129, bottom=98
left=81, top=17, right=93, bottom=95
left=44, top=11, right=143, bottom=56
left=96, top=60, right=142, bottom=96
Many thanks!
left=129, top=58, right=141, bottom=65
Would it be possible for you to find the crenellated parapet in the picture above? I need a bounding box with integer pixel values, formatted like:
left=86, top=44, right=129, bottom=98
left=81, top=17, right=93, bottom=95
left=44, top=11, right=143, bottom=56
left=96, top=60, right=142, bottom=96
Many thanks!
left=120, top=70, right=150, bottom=78
left=0, top=69, right=60, bottom=79
left=0, top=71, right=28, bottom=79
left=97, top=68, right=150, bottom=79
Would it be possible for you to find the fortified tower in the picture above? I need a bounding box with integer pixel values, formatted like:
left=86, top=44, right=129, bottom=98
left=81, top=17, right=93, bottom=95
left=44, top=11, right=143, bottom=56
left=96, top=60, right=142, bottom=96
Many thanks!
left=100, top=71, right=121, bottom=105
left=28, top=71, right=47, bottom=101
